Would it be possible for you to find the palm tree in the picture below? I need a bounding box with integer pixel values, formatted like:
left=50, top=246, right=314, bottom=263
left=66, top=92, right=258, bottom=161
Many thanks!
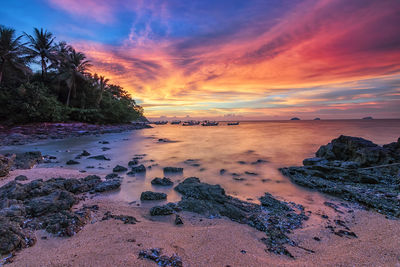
left=0, top=25, right=30, bottom=84
left=58, top=46, right=91, bottom=106
left=96, top=75, right=109, bottom=108
left=24, top=28, right=56, bottom=77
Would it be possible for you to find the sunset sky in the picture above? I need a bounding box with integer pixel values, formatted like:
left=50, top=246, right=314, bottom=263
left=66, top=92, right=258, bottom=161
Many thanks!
left=1, top=0, right=400, bottom=119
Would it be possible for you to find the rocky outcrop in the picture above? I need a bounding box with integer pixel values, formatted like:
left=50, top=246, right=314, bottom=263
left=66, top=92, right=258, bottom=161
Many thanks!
left=0, top=175, right=120, bottom=255
left=13, top=151, right=43, bottom=169
left=138, top=248, right=183, bottom=267
left=151, top=177, right=308, bottom=257
left=112, top=165, right=127, bottom=172
left=163, top=167, right=183, bottom=173
left=280, top=136, right=400, bottom=218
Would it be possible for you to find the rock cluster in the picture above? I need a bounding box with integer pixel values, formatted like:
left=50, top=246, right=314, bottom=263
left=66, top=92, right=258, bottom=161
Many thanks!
left=0, top=175, right=121, bottom=255
left=0, top=152, right=43, bottom=178
left=280, top=135, right=400, bottom=218
left=151, top=177, right=308, bottom=257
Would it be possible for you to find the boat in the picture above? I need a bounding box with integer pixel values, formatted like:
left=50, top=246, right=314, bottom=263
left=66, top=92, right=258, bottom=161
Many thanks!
left=153, top=121, right=168, bottom=125
left=201, top=120, right=219, bottom=126
left=227, top=122, right=239, bottom=125
left=182, top=120, right=200, bottom=126
left=171, top=120, right=181, bottom=125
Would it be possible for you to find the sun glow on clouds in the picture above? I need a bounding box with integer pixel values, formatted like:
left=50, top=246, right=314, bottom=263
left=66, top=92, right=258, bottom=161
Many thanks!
left=48, top=0, right=400, bottom=119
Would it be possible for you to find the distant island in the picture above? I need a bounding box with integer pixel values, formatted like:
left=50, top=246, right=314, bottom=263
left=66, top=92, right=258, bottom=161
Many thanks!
left=0, top=25, right=145, bottom=125
left=314, top=117, right=321, bottom=120
left=362, top=116, right=373, bottom=120
left=290, top=117, right=300, bottom=120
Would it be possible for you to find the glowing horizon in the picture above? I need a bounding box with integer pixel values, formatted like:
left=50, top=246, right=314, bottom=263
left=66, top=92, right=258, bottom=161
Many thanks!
left=1, top=0, right=399, bottom=119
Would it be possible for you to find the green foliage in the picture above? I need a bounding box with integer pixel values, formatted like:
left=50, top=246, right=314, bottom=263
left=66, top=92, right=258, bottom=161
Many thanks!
left=0, top=82, right=66, bottom=123
left=0, top=25, right=146, bottom=125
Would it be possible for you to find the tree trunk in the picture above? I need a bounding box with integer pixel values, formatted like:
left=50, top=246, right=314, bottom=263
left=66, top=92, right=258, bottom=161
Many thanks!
left=0, top=60, right=4, bottom=84
left=66, top=86, right=72, bottom=107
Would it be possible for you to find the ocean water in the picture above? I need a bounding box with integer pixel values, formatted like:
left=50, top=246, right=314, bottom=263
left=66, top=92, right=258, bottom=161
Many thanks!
left=2, top=119, right=400, bottom=214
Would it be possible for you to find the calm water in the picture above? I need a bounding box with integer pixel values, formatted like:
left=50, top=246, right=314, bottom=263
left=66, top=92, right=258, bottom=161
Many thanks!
left=2, top=119, right=400, bottom=215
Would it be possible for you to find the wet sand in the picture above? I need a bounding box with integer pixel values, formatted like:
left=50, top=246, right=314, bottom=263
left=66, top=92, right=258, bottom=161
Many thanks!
left=2, top=168, right=400, bottom=267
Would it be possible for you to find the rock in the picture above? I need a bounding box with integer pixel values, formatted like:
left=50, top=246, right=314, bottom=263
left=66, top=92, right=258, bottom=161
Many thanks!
left=245, top=171, right=258, bottom=176
left=174, top=214, right=184, bottom=225
left=173, top=178, right=308, bottom=257
left=251, top=159, right=268, bottom=165
left=163, top=167, right=183, bottom=173
left=138, top=248, right=183, bottom=267
left=303, top=157, right=329, bottom=166
left=280, top=136, right=400, bottom=218
left=102, top=211, right=138, bottom=224
left=128, top=159, right=139, bottom=166
left=151, top=177, right=173, bottom=186
left=140, top=191, right=167, bottom=201
left=130, top=164, right=146, bottom=173
left=219, top=169, right=226, bottom=175
left=14, top=175, right=28, bottom=181
left=66, top=160, right=80, bottom=165
left=94, top=179, right=121, bottom=192
left=113, top=165, right=127, bottom=172
left=150, top=205, right=175, bottom=216
left=26, top=190, right=76, bottom=216
left=79, top=150, right=91, bottom=157
left=314, top=118, right=321, bottom=120
left=13, top=151, right=43, bottom=169
left=88, top=155, right=110, bottom=161
left=290, top=117, right=300, bottom=120
left=0, top=154, right=14, bottom=177
left=105, top=173, right=119, bottom=180
left=0, top=217, right=35, bottom=255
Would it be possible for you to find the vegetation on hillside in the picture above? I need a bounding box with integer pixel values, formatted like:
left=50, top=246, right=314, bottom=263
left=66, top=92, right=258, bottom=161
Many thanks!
left=0, top=25, right=144, bottom=124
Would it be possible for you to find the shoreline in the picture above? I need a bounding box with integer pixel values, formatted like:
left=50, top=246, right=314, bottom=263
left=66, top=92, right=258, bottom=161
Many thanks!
left=0, top=122, right=151, bottom=147
left=1, top=167, right=399, bottom=266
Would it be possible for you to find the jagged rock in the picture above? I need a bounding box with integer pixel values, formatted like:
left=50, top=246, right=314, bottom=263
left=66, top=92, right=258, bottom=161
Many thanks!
left=174, top=215, right=183, bottom=225
left=88, top=155, right=110, bottom=161
left=79, top=150, right=91, bottom=157
left=150, top=205, right=175, bottom=216
left=94, top=179, right=121, bottom=192
left=138, top=248, right=183, bottom=267
left=0, top=154, right=14, bottom=177
left=66, top=160, right=80, bottom=165
left=14, top=175, right=28, bottom=181
left=140, top=191, right=167, bottom=201
left=280, top=136, right=400, bottom=218
left=130, top=164, right=146, bottom=174
left=105, top=173, right=119, bottom=180
left=151, top=177, right=173, bottom=186
left=113, top=165, right=127, bottom=172
left=13, top=151, right=43, bottom=169
left=102, top=211, right=138, bottom=224
left=163, top=167, right=183, bottom=173
left=128, top=159, right=139, bottom=166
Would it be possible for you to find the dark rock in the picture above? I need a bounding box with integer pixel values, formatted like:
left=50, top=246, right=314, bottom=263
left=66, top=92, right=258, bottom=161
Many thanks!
left=14, top=151, right=43, bottom=169
left=26, top=190, right=76, bottom=216
left=140, top=191, right=167, bottom=201
left=113, top=165, right=128, bottom=172
left=105, top=173, right=119, bottom=180
left=0, top=217, right=35, bottom=255
left=151, top=177, right=173, bottom=186
left=245, top=171, right=258, bottom=176
left=88, top=155, right=110, bottom=161
left=251, top=159, right=268, bottom=165
left=14, top=175, right=28, bottom=181
left=66, top=160, right=80, bottom=165
left=290, top=117, right=300, bottom=120
left=0, top=154, right=14, bottom=177
left=150, top=205, right=175, bottom=216
left=220, top=169, right=226, bottom=175
left=128, top=159, right=139, bottom=166
left=280, top=136, right=400, bottom=218
left=131, top=164, right=146, bottom=173
left=138, top=248, right=183, bottom=267
left=94, top=179, right=121, bottom=192
left=102, top=211, right=138, bottom=224
left=163, top=167, right=183, bottom=173
left=99, top=141, right=109, bottom=144
left=79, top=150, right=91, bottom=157
left=313, top=237, right=321, bottom=241
left=174, top=215, right=184, bottom=225
left=173, top=178, right=308, bottom=256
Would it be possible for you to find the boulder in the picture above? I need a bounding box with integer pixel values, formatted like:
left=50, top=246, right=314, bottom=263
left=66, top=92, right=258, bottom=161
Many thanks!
left=163, top=167, right=183, bottom=173
left=151, top=177, right=173, bottom=186
left=88, top=155, right=110, bottom=161
left=149, top=205, right=175, bottom=216
left=113, top=165, right=128, bottom=172
left=0, top=154, right=14, bottom=177
left=66, top=160, right=80, bottom=165
left=140, top=191, right=167, bottom=201
left=94, top=179, right=121, bottom=192
left=13, top=151, right=43, bottom=169
left=130, top=164, right=146, bottom=173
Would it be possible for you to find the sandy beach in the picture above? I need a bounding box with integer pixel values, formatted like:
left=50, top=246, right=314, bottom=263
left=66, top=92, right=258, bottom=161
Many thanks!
left=1, top=167, right=399, bottom=267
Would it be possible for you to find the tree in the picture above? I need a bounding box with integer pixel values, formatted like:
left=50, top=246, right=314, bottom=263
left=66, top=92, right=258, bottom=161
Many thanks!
left=0, top=25, right=30, bottom=84
left=95, top=75, right=109, bottom=108
left=58, top=46, right=91, bottom=106
left=24, top=28, right=56, bottom=78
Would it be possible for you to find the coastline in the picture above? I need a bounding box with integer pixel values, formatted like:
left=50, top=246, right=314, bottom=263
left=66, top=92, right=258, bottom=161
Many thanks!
left=1, top=167, right=400, bottom=267
left=0, top=122, right=151, bottom=147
